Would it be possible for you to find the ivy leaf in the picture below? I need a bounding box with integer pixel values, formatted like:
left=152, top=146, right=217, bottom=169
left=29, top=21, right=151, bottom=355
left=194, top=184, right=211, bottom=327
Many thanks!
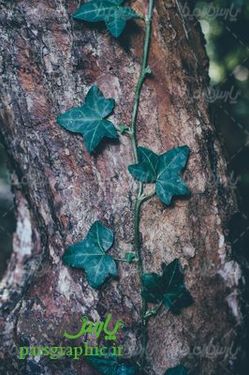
left=165, top=365, right=188, bottom=375
left=142, top=259, right=193, bottom=314
left=73, top=0, right=140, bottom=38
left=57, top=85, right=118, bottom=153
left=128, top=146, right=190, bottom=205
left=128, top=147, right=159, bottom=183
left=87, top=357, right=138, bottom=375
left=156, top=146, right=190, bottom=205
left=63, top=221, right=117, bottom=288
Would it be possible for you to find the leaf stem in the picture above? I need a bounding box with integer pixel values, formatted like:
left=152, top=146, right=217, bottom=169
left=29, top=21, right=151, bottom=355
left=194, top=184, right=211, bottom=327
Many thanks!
left=130, top=0, right=154, bottom=161
left=129, top=0, right=154, bottom=370
left=144, top=301, right=164, bottom=320
left=138, top=189, right=156, bottom=203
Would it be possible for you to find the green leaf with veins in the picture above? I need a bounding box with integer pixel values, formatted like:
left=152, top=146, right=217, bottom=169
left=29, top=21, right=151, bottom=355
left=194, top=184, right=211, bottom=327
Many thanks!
left=57, top=85, right=118, bottom=153
left=63, top=221, right=117, bottom=289
left=142, top=259, right=193, bottom=314
left=128, top=147, right=159, bottom=182
left=156, top=146, right=190, bottom=205
left=73, top=0, right=140, bottom=38
left=128, top=145, right=190, bottom=205
left=87, top=356, right=138, bottom=375
left=164, top=365, right=188, bottom=375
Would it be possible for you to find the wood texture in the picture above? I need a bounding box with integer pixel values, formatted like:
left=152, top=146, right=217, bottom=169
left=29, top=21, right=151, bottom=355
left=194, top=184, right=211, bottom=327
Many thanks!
left=0, top=0, right=242, bottom=374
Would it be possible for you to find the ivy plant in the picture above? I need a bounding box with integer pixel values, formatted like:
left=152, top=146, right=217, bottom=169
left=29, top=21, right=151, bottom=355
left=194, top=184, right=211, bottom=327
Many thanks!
left=128, top=146, right=190, bottom=205
left=57, top=85, right=118, bottom=153
left=142, top=259, right=193, bottom=315
left=73, top=0, right=140, bottom=38
left=63, top=221, right=117, bottom=288
left=58, top=0, right=193, bottom=374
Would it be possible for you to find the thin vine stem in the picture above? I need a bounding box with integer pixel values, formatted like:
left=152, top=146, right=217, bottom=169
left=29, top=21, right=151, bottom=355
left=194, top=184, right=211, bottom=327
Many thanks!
left=129, top=0, right=154, bottom=370
left=130, top=0, right=154, bottom=156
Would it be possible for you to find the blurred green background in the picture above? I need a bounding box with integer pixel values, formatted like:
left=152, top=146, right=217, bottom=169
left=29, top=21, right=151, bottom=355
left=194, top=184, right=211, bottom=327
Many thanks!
left=193, top=1, right=249, bottom=372
left=0, top=0, right=248, bottom=372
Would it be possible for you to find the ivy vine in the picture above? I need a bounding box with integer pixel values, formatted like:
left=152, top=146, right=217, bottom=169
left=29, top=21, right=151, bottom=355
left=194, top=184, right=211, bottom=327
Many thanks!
left=57, top=0, right=193, bottom=374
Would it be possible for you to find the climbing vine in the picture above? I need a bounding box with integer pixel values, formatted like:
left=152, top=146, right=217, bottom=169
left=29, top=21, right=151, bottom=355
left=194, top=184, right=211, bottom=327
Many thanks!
left=57, top=1, right=193, bottom=374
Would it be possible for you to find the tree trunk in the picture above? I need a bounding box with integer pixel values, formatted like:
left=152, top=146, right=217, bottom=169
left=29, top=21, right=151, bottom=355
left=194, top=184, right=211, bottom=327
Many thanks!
left=0, top=0, right=242, bottom=374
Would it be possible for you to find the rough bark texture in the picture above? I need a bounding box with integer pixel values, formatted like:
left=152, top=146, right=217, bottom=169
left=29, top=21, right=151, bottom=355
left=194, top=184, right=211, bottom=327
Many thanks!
left=0, top=0, right=243, bottom=374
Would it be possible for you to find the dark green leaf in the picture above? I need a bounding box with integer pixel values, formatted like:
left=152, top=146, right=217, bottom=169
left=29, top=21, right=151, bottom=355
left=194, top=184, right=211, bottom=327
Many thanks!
left=117, top=364, right=137, bottom=375
left=57, top=85, right=118, bottom=153
left=156, top=146, right=190, bottom=205
left=142, top=259, right=193, bottom=314
left=87, top=357, right=117, bottom=375
left=128, top=146, right=190, bottom=205
left=167, top=288, right=193, bottom=315
left=128, top=147, right=159, bottom=182
left=73, top=0, right=139, bottom=38
left=141, top=273, right=162, bottom=304
left=63, top=221, right=117, bottom=288
left=165, top=365, right=188, bottom=375
left=87, top=357, right=138, bottom=375
left=74, top=1, right=114, bottom=23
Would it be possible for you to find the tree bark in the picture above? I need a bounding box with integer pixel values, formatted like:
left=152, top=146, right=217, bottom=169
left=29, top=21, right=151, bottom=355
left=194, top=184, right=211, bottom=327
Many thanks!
left=0, top=0, right=242, bottom=374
